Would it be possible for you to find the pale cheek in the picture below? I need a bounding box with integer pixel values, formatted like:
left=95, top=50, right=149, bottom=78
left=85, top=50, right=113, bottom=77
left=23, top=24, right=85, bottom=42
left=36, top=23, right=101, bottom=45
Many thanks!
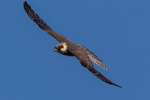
left=60, top=48, right=67, bottom=52
left=60, top=45, right=67, bottom=52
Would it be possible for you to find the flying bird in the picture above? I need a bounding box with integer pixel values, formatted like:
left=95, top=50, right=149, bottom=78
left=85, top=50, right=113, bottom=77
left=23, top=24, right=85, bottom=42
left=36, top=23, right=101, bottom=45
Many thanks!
left=23, top=1, right=122, bottom=88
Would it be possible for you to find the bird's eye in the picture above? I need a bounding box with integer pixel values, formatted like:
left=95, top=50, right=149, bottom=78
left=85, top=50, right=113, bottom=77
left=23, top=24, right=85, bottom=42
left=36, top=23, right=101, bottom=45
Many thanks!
left=60, top=46, right=63, bottom=48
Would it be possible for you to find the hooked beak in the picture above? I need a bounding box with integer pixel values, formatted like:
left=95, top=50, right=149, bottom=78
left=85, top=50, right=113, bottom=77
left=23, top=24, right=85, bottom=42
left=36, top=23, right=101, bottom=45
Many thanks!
left=54, top=47, right=58, bottom=52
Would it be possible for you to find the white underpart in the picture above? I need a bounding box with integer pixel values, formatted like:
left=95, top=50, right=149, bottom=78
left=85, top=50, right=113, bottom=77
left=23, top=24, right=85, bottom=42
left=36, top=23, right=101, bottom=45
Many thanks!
left=60, top=43, right=67, bottom=53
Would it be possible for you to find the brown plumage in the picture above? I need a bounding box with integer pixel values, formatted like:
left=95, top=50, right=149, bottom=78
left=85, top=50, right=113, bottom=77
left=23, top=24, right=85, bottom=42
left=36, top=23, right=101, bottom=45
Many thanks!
left=23, top=1, right=122, bottom=88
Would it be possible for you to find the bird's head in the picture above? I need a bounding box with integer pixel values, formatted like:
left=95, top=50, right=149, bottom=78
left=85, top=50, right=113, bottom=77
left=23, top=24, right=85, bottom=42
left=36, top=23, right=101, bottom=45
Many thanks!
left=54, top=43, right=68, bottom=54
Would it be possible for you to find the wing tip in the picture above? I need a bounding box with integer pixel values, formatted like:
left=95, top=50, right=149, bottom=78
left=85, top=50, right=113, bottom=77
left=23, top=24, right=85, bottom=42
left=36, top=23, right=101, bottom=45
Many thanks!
left=113, top=84, right=123, bottom=88
left=23, top=1, right=31, bottom=11
left=24, top=1, right=28, bottom=5
left=23, top=1, right=28, bottom=7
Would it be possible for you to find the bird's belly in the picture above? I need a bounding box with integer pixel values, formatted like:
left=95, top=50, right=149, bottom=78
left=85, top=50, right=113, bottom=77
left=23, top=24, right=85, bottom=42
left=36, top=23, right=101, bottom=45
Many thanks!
left=60, top=51, right=74, bottom=56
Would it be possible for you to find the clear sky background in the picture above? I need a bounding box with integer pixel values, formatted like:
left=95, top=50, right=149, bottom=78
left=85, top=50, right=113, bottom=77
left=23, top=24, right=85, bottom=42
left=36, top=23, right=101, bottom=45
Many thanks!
left=0, top=0, right=150, bottom=100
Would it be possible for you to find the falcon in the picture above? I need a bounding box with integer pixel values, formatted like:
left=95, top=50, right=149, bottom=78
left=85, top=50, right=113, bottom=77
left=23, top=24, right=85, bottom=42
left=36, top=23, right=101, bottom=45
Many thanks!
left=23, top=1, right=122, bottom=88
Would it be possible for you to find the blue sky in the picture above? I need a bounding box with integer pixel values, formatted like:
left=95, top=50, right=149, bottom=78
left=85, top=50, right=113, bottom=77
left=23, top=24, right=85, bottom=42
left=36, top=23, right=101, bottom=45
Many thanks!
left=0, top=0, right=150, bottom=100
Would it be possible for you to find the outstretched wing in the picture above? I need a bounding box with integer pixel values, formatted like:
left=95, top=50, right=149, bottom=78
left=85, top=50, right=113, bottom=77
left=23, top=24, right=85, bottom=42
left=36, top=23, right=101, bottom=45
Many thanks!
left=70, top=49, right=122, bottom=88
left=86, top=64, right=122, bottom=88
left=23, top=1, right=69, bottom=43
